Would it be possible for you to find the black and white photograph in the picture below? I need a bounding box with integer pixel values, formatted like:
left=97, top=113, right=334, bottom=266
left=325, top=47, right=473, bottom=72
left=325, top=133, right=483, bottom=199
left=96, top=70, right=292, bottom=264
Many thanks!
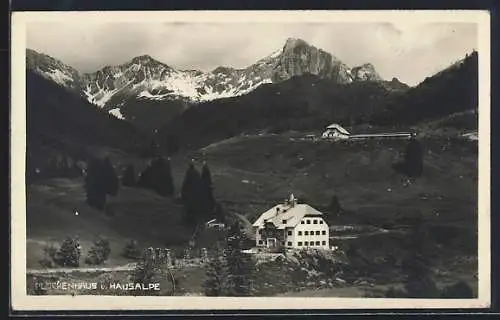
left=10, top=10, right=490, bottom=311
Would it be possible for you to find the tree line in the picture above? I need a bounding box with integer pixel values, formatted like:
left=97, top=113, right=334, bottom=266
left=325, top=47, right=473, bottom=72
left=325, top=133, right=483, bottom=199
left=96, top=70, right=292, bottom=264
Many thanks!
left=83, top=155, right=225, bottom=226
left=203, top=222, right=256, bottom=296
left=26, top=154, right=83, bottom=184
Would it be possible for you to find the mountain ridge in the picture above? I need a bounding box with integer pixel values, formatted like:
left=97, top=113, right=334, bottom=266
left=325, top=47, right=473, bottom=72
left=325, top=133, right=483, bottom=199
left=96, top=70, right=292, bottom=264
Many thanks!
left=157, top=51, right=478, bottom=150
left=26, top=37, right=395, bottom=117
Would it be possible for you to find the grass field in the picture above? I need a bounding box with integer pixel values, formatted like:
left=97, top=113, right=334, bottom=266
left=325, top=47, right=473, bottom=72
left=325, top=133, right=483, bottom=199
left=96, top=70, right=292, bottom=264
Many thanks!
left=26, top=176, right=194, bottom=269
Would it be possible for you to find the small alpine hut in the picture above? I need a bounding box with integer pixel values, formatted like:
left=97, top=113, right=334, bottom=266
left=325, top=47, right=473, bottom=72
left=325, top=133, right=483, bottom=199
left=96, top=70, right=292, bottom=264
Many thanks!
left=321, top=124, right=350, bottom=140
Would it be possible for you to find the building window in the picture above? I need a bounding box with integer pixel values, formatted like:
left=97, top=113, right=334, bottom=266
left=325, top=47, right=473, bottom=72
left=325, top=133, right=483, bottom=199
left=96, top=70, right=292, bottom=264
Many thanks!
left=301, top=221, right=304, bottom=224
left=282, top=220, right=287, bottom=224
left=298, top=231, right=302, bottom=236
left=304, top=241, right=308, bottom=246
left=287, top=241, right=292, bottom=246
left=322, top=241, right=326, bottom=245
left=298, top=242, right=302, bottom=246
left=313, top=220, right=318, bottom=224
left=258, top=229, right=263, bottom=235
left=310, top=231, right=314, bottom=235
left=287, top=231, right=292, bottom=236
left=322, top=231, right=326, bottom=235
left=307, top=219, right=311, bottom=224
left=316, top=241, right=320, bottom=245
left=258, top=240, right=263, bottom=245
left=316, top=231, right=320, bottom=235
left=320, top=220, right=324, bottom=224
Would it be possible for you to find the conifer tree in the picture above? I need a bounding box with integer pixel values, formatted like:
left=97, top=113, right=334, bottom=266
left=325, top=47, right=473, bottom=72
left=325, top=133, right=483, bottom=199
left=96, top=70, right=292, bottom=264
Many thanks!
left=70, top=161, right=83, bottom=178
left=85, top=158, right=107, bottom=210
left=181, top=162, right=202, bottom=225
left=137, top=161, right=154, bottom=189
left=203, top=254, right=229, bottom=296
left=154, top=157, right=175, bottom=197
left=223, top=222, right=256, bottom=296
left=214, top=202, right=227, bottom=223
left=60, top=155, right=70, bottom=178
left=102, top=157, right=119, bottom=196
left=136, top=158, right=175, bottom=197
left=122, top=164, right=136, bottom=187
left=200, top=162, right=216, bottom=218
left=164, top=157, right=175, bottom=196
left=328, top=194, right=342, bottom=217
left=46, top=156, right=59, bottom=178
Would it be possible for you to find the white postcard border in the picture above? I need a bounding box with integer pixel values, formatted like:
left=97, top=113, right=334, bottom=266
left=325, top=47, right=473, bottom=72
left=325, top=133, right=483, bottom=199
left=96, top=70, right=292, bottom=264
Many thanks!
left=10, top=10, right=491, bottom=311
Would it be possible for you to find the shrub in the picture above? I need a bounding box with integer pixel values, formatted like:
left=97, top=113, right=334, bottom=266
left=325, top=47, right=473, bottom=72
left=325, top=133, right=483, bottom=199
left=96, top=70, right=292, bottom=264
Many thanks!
left=39, top=244, right=58, bottom=268
left=85, top=237, right=111, bottom=266
left=122, top=164, right=136, bottom=187
left=203, top=256, right=229, bottom=296
left=122, top=239, right=142, bottom=260
left=131, top=249, right=170, bottom=296
left=53, top=237, right=81, bottom=267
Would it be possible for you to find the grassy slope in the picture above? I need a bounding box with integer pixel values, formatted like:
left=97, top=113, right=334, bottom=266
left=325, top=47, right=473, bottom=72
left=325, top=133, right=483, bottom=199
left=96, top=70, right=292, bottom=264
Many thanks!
left=27, top=132, right=477, bottom=249
left=26, top=176, right=193, bottom=269
left=192, top=134, right=477, bottom=228
left=27, top=132, right=478, bottom=296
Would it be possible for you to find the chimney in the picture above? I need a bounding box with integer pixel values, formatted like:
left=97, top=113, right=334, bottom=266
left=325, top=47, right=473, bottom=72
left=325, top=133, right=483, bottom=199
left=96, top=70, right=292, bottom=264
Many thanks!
left=289, top=193, right=297, bottom=207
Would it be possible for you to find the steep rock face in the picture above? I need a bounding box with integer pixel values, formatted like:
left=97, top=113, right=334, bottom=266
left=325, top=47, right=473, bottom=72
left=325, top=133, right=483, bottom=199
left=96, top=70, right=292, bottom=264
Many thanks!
left=351, top=63, right=383, bottom=81
left=271, top=38, right=352, bottom=83
left=26, top=49, right=82, bottom=91
left=80, top=55, right=179, bottom=107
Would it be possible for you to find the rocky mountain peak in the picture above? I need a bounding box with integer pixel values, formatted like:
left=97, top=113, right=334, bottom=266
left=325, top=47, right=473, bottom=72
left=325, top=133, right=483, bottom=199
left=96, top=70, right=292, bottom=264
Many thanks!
left=127, top=54, right=169, bottom=70
left=26, top=39, right=393, bottom=118
left=26, top=48, right=80, bottom=90
left=351, top=63, right=383, bottom=81
left=283, top=37, right=310, bottom=50
left=131, top=54, right=155, bottom=63
left=212, top=66, right=237, bottom=75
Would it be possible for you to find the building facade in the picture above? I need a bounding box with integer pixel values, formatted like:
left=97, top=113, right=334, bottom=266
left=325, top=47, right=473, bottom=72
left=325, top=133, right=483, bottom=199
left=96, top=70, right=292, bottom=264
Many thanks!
left=252, top=194, right=330, bottom=250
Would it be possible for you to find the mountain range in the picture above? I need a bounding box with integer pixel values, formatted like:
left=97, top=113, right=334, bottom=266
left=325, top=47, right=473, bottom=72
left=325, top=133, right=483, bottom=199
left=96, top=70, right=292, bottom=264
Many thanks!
left=25, top=36, right=478, bottom=168
left=27, top=38, right=402, bottom=128
left=157, top=50, right=478, bottom=149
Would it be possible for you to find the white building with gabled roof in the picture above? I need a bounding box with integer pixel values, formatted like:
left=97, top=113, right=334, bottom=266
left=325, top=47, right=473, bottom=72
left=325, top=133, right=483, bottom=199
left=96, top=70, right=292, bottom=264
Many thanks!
left=252, top=194, right=330, bottom=250
left=321, top=124, right=350, bottom=140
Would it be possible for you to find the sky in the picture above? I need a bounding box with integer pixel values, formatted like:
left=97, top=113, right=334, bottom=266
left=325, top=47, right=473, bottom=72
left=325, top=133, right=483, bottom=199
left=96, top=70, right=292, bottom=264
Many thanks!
left=26, top=21, right=477, bottom=86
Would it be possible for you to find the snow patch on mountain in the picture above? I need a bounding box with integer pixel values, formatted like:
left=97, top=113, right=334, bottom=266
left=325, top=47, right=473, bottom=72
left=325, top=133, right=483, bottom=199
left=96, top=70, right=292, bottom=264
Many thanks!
left=163, top=72, right=201, bottom=99
left=41, top=68, right=74, bottom=86
left=27, top=38, right=392, bottom=117
left=84, top=85, right=119, bottom=107
left=269, top=49, right=283, bottom=58
left=109, top=108, right=125, bottom=120
left=137, top=90, right=170, bottom=100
